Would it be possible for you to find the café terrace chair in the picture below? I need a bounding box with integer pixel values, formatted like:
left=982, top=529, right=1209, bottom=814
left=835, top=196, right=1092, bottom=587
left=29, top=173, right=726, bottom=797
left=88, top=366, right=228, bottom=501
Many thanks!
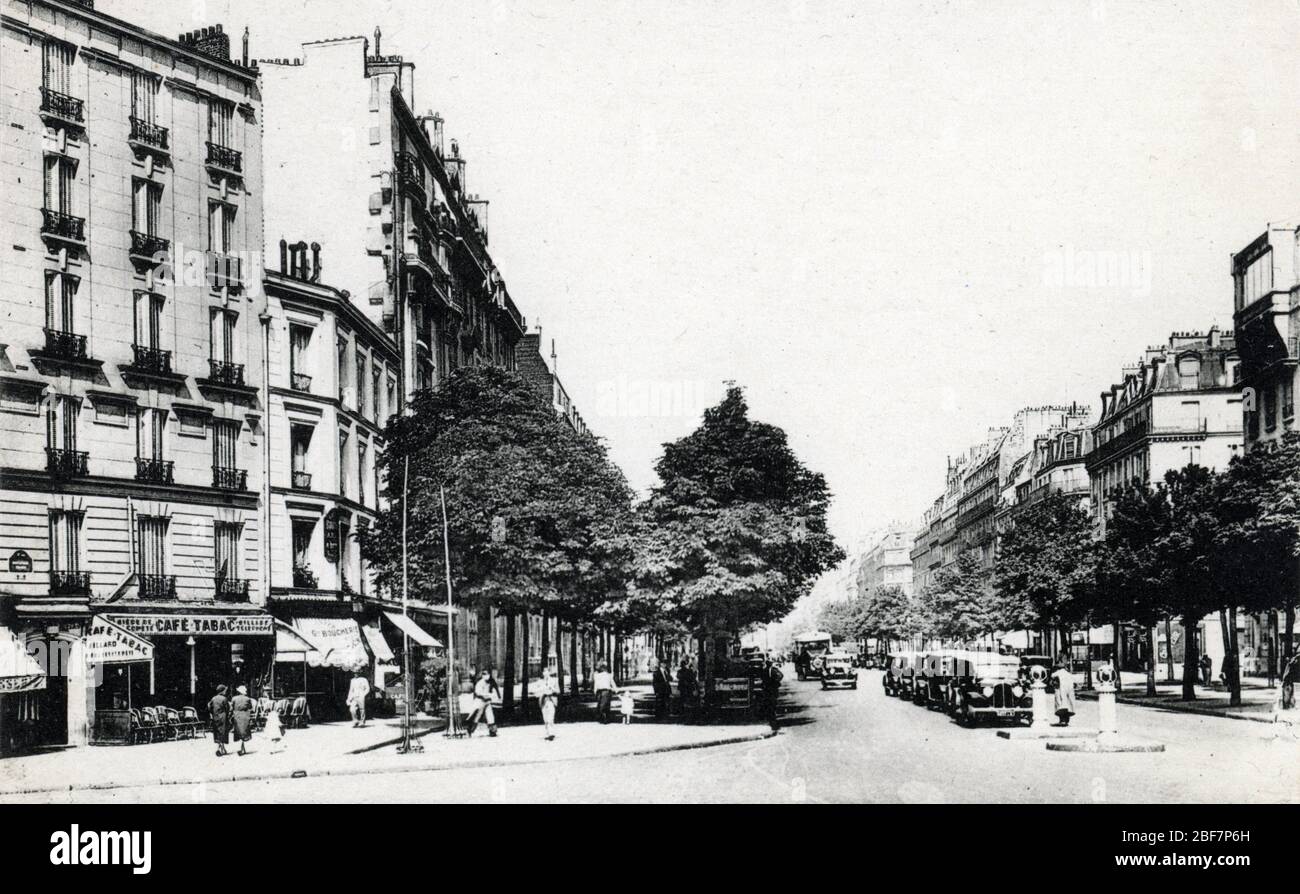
left=289, top=696, right=310, bottom=729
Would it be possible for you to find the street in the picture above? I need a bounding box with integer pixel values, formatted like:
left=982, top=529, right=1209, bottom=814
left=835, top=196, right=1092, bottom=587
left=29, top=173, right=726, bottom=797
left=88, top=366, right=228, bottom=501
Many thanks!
left=9, top=670, right=1296, bottom=804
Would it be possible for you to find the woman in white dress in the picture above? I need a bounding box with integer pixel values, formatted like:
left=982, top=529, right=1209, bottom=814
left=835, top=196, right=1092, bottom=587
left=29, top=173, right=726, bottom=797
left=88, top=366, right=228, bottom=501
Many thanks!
left=538, top=666, right=560, bottom=741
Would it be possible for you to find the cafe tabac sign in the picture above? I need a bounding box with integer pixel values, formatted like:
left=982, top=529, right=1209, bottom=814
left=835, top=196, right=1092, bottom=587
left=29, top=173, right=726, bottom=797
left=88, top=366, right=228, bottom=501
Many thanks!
left=105, top=612, right=273, bottom=638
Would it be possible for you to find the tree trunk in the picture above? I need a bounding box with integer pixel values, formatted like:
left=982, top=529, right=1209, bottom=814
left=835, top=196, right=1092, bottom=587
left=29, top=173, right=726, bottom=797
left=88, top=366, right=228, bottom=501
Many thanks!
left=570, top=620, right=579, bottom=697
left=521, top=611, right=530, bottom=718
left=1181, top=614, right=1197, bottom=701
left=1113, top=621, right=1123, bottom=693
left=1227, top=605, right=1241, bottom=707
left=613, top=633, right=622, bottom=684
left=1164, top=617, right=1175, bottom=683
left=540, top=610, right=550, bottom=684
left=503, top=611, right=516, bottom=715
left=1145, top=625, right=1157, bottom=696
left=476, top=603, right=493, bottom=676
left=1286, top=602, right=1296, bottom=663
left=555, top=618, right=566, bottom=699
left=1083, top=626, right=1093, bottom=690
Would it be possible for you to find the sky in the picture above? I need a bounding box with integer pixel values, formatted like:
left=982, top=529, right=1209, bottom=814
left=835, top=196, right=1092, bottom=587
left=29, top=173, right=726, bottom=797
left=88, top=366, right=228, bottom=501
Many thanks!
left=111, top=0, right=1300, bottom=557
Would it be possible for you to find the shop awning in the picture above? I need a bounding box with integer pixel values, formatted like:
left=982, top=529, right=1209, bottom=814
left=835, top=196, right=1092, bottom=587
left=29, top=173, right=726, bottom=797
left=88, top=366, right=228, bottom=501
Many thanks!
left=361, top=623, right=395, bottom=662
left=0, top=626, right=45, bottom=693
left=1000, top=630, right=1032, bottom=650
left=86, top=615, right=154, bottom=665
left=383, top=611, right=443, bottom=649
left=289, top=618, right=369, bottom=671
left=274, top=622, right=320, bottom=659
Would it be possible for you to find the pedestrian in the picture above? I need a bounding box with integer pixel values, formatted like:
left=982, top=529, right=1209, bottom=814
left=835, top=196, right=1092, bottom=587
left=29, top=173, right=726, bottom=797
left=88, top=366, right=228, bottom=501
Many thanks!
left=207, top=684, right=231, bottom=757
left=537, top=666, right=560, bottom=741
left=230, top=684, right=254, bottom=756
left=347, top=669, right=371, bottom=728
left=760, top=658, right=783, bottom=730
left=652, top=659, right=673, bottom=719
left=593, top=661, right=616, bottom=723
left=264, top=701, right=286, bottom=755
left=467, top=669, right=498, bottom=737
left=619, top=688, right=635, bottom=724
left=1051, top=659, right=1075, bottom=726
left=677, top=658, right=698, bottom=709
left=1199, top=653, right=1213, bottom=687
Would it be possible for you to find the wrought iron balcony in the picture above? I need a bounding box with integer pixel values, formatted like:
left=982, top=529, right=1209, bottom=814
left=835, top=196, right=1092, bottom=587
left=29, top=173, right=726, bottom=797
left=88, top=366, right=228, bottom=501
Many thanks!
left=135, top=457, right=174, bottom=484
left=396, top=151, right=424, bottom=196
left=46, top=447, right=89, bottom=478
left=130, top=343, right=173, bottom=375
left=128, top=116, right=169, bottom=150
left=41, top=208, right=85, bottom=243
left=292, top=470, right=312, bottom=490
left=215, top=576, right=250, bottom=602
left=138, top=574, right=177, bottom=599
left=40, top=88, right=83, bottom=123
left=205, top=141, right=242, bottom=172
left=129, top=230, right=170, bottom=261
left=290, top=372, right=312, bottom=392
left=49, top=570, right=91, bottom=596
left=43, top=328, right=87, bottom=361
left=207, top=358, right=245, bottom=387
left=212, top=466, right=247, bottom=491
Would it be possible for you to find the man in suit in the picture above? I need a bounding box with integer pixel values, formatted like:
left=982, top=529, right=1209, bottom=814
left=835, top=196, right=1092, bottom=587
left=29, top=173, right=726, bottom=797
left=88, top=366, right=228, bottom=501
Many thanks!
left=652, top=659, right=673, bottom=719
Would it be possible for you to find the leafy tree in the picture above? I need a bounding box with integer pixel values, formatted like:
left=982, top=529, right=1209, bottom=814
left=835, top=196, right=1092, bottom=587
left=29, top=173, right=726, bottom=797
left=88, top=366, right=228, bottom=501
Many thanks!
left=818, top=598, right=866, bottom=645
left=631, top=386, right=844, bottom=697
left=927, top=552, right=994, bottom=643
left=992, top=491, right=1095, bottom=655
left=360, top=366, right=635, bottom=709
left=862, top=584, right=913, bottom=653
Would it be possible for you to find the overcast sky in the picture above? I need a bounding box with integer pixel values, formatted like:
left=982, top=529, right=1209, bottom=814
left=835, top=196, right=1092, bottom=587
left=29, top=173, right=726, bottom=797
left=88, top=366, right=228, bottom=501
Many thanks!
left=114, top=0, right=1300, bottom=554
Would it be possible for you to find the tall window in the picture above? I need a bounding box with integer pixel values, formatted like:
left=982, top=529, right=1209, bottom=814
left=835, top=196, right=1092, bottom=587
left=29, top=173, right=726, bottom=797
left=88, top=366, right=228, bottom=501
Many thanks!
left=1264, top=384, right=1278, bottom=432
left=290, top=425, right=312, bottom=477
left=136, top=408, right=166, bottom=462
left=132, top=179, right=163, bottom=236
left=338, top=431, right=349, bottom=496
left=289, top=325, right=312, bottom=387
left=208, top=201, right=236, bottom=254
left=214, top=522, right=240, bottom=582
left=210, top=308, right=237, bottom=364
left=134, top=291, right=164, bottom=351
left=136, top=515, right=168, bottom=579
left=208, top=99, right=234, bottom=148
left=356, top=352, right=368, bottom=417
left=42, top=41, right=74, bottom=96
left=44, top=271, right=78, bottom=334
left=48, top=510, right=82, bottom=574
left=337, top=337, right=349, bottom=403
left=213, top=419, right=239, bottom=473
left=130, top=72, right=157, bottom=123
left=292, top=519, right=315, bottom=568
left=357, top=441, right=367, bottom=505
left=46, top=395, right=79, bottom=452
left=43, top=155, right=76, bottom=215
left=372, top=363, right=382, bottom=420
left=1284, top=379, right=1295, bottom=423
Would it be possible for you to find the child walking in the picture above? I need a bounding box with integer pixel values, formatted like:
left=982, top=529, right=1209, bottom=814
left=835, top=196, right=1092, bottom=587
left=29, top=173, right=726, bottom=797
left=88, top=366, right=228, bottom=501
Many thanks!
left=619, top=688, right=635, bottom=724
left=264, top=702, right=287, bottom=754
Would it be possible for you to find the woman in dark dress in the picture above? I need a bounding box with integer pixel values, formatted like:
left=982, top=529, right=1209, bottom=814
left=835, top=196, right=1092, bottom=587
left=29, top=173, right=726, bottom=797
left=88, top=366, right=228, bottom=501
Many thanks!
left=208, top=685, right=231, bottom=756
left=230, top=685, right=254, bottom=756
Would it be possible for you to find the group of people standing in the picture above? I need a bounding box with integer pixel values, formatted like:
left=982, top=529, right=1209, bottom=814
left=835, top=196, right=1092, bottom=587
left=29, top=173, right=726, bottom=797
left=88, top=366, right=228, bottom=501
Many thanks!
left=206, top=684, right=287, bottom=757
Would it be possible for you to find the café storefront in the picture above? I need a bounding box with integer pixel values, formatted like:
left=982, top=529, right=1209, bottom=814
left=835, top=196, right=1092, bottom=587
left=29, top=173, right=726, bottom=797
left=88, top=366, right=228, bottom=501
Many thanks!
left=0, top=625, right=48, bottom=756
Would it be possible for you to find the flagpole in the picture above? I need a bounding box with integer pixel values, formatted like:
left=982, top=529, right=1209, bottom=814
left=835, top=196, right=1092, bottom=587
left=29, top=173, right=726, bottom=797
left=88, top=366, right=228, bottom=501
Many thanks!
left=440, top=484, right=456, bottom=736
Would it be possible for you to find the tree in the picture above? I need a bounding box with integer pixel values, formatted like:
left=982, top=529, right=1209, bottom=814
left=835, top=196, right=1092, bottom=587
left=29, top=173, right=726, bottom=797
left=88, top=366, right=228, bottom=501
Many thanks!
left=928, top=553, right=995, bottom=644
left=631, top=386, right=844, bottom=698
left=862, top=584, right=912, bottom=653
left=992, top=491, right=1094, bottom=654
left=360, top=366, right=635, bottom=710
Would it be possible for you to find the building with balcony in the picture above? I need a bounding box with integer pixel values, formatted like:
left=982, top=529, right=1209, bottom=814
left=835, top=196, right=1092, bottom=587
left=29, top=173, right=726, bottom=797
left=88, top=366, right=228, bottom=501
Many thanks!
left=0, top=0, right=270, bottom=754
left=859, top=524, right=917, bottom=598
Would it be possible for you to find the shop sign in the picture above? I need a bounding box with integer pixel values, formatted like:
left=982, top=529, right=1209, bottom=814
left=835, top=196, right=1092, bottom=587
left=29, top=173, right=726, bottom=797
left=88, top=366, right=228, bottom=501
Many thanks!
left=0, top=674, right=44, bottom=693
left=323, top=509, right=341, bottom=563
left=8, top=550, right=33, bottom=574
left=86, top=616, right=155, bottom=664
left=105, top=613, right=273, bottom=637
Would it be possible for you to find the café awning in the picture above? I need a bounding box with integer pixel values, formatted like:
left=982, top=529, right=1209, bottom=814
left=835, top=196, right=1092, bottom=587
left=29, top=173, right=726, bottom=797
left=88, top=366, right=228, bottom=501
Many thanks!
left=274, top=621, right=320, bottom=659
left=383, top=611, right=443, bottom=649
left=0, top=625, right=45, bottom=693
left=290, top=617, right=369, bottom=671
left=86, top=615, right=154, bottom=665
left=361, top=623, right=395, bottom=663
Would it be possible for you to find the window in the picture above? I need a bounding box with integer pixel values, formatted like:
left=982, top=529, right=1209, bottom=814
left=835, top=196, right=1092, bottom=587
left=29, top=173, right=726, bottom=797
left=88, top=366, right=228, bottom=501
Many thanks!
left=43, top=154, right=76, bottom=215
left=46, top=395, right=79, bottom=452
left=131, top=72, right=157, bottom=123
left=289, top=325, right=312, bottom=389
left=42, top=41, right=74, bottom=96
left=208, top=99, right=234, bottom=148
left=372, top=363, right=382, bottom=420
left=214, top=522, right=240, bottom=582
left=292, top=519, right=314, bottom=567
left=338, top=430, right=349, bottom=496
left=208, top=201, right=236, bottom=254
left=1236, top=250, right=1273, bottom=310
left=1177, top=356, right=1200, bottom=391
left=1264, top=383, right=1278, bottom=432
left=210, top=308, right=238, bottom=364
left=213, top=419, right=239, bottom=474
left=387, top=376, right=396, bottom=416
left=356, top=352, right=368, bottom=417
left=1284, top=379, right=1295, bottom=422
left=48, top=510, right=83, bottom=574
left=337, top=337, right=349, bottom=403
left=134, top=290, right=164, bottom=351
left=290, top=425, right=312, bottom=476
left=132, top=178, right=163, bottom=236
left=357, top=441, right=367, bottom=505
left=44, top=271, right=78, bottom=334
left=136, top=515, right=168, bottom=579
left=136, top=408, right=166, bottom=462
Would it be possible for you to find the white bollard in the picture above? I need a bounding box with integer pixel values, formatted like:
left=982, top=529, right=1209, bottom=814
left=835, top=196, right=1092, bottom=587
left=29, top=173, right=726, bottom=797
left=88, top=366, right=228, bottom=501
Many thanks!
left=1096, top=663, right=1118, bottom=745
left=1029, top=665, right=1051, bottom=730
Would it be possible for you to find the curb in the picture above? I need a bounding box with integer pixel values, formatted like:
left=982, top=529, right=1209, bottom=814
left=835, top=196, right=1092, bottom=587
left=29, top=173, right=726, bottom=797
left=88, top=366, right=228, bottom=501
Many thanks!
left=1076, top=690, right=1277, bottom=725
left=0, top=728, right=777, bottom=798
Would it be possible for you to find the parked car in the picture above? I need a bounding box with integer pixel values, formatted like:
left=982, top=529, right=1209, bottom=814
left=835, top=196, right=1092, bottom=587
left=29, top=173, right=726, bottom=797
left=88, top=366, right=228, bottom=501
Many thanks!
left=883, top=651, right=918, bottom=698
left=820, top=652, right=858, bottom=690
left=948, top=651, right=1032, bottom=726
left=915, top=649, right=964, bottom=708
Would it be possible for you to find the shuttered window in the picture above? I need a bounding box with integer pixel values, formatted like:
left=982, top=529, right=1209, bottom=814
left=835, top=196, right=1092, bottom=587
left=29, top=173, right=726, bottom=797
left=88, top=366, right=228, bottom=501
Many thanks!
left=132, top=179, right=163, bottom=235
left=42, top=42, right=74, bottom=95
left=130, top=71, right=157, bottom=123
left=134, top=290, right=164, bottom=350
left=45, top=271, right=77, bottom=332
left=214, top=522, right=240, bottom=580
left=208, top=99, right=234, bottom=147
left=46, top=396, right=79, bottom=451
left=136, top=408, right=166, bottom=461
left=210, top=308, right=237, bottom=363
left=48, top=511, right=83, bottom=574
left=212, top=419, right=239, bottom=471
left=136, top=516, right=168, bottom=577
left=43, top=155, right=75, bottom=214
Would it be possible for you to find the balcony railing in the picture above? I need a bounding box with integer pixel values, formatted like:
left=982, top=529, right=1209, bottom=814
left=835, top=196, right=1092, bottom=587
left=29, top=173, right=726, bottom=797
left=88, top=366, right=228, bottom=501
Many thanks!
left=41, top=208, right=85, bottom=243
left=208, top=359, right=246, bottom=387
left=128, top=116, right=169, bottom=150
left=49, top=570, right=91, bottom=596
left=292, top=470, right=312, bottom=490
left=290, top=372, right=312, bottom=392
left=129, top=230, right=170, bottom=260
left=213, top=466, right=247, bottom=491
left=40, top=88, right=84, bottom=123
left=43, top=328, right=87, bottom=361
left=205, top=141, right=242, bottom=173
left=138, top=574, right=177, bottom=599
left=46, top=447, right=88, bottom=478
left=130, top=343, right=173, bottom=375
left=134, top=457, right=174, bottom=484
left=215, top=576, right=250, bottom=602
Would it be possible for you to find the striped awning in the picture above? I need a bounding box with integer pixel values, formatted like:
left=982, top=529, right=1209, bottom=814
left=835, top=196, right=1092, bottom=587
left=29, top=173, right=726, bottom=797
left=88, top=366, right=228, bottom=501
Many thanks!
left=383, top=611, right=443, bottom=649
left=0, top=626, right=45, bottom=693
left=361, top=623, right=395, bottom=663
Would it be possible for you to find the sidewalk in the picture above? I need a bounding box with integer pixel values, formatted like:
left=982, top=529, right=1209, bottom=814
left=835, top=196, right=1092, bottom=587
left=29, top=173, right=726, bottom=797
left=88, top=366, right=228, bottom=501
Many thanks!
left=1075, top=671, right=1288, bottom=724
left=0, top=708, right=773, bottom=798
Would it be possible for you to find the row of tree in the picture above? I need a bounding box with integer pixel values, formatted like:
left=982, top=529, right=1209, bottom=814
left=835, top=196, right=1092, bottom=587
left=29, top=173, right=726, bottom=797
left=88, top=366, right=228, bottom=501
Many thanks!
left=818, top=433, right=1299, bottom=706
left=360, top=368, right=843, bottom=711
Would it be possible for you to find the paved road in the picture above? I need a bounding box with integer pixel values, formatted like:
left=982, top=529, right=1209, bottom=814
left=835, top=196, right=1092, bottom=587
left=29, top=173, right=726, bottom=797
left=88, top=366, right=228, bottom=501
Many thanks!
left=10, top=671, right=1297, bottom=803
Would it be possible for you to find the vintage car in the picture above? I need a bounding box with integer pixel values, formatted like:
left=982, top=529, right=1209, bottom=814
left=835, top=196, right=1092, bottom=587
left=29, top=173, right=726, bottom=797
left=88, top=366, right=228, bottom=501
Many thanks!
left=947, top=651, right=1032, bottom=726
left=820, top=651, right=858, bottom=690
left=915, top=649, right=964, bottom=708
left=793, top=631, right=834, bottom=681
left=883, top=651, right=917, bottom=698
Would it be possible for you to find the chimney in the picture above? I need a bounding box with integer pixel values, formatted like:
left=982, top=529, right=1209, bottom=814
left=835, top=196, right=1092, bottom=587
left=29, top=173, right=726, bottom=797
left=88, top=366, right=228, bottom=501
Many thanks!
left=242, top=27, right=249, bottom=66
left=310, top=242, right=322, bottom=283
left=279, top=239, right=288, bottom=274
left=1208, top=324, right=1220, bottom=347
left=179, top=24, right=231, bottom=63
left=374, top=26, right=381, bottom=57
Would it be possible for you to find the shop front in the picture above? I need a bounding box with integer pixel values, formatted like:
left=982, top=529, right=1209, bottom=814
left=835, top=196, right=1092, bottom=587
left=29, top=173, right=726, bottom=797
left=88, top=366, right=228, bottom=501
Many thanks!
left=273, top=616, right=370, bottom=721
left=0, top=625, right=48, bottom=756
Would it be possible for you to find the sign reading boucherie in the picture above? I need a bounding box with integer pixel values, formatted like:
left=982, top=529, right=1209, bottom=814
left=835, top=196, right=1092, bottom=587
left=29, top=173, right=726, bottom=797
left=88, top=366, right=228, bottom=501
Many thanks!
left=105, top=613, right=274, bottom=637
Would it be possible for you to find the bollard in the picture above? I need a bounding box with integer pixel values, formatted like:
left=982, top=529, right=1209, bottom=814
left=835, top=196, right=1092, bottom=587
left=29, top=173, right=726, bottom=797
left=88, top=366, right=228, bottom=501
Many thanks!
left=1029, top=664, right=1051, bottom=730
left=1096, top=663, right=1118, bottom=745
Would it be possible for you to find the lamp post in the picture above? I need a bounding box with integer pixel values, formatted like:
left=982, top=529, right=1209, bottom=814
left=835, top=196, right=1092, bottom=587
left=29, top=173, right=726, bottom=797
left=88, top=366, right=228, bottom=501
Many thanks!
left=186, top=636, right=196, bottom=701
left=397, top=455, right=422, bottom=754
left=440, top=484, right=456, bottom=737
